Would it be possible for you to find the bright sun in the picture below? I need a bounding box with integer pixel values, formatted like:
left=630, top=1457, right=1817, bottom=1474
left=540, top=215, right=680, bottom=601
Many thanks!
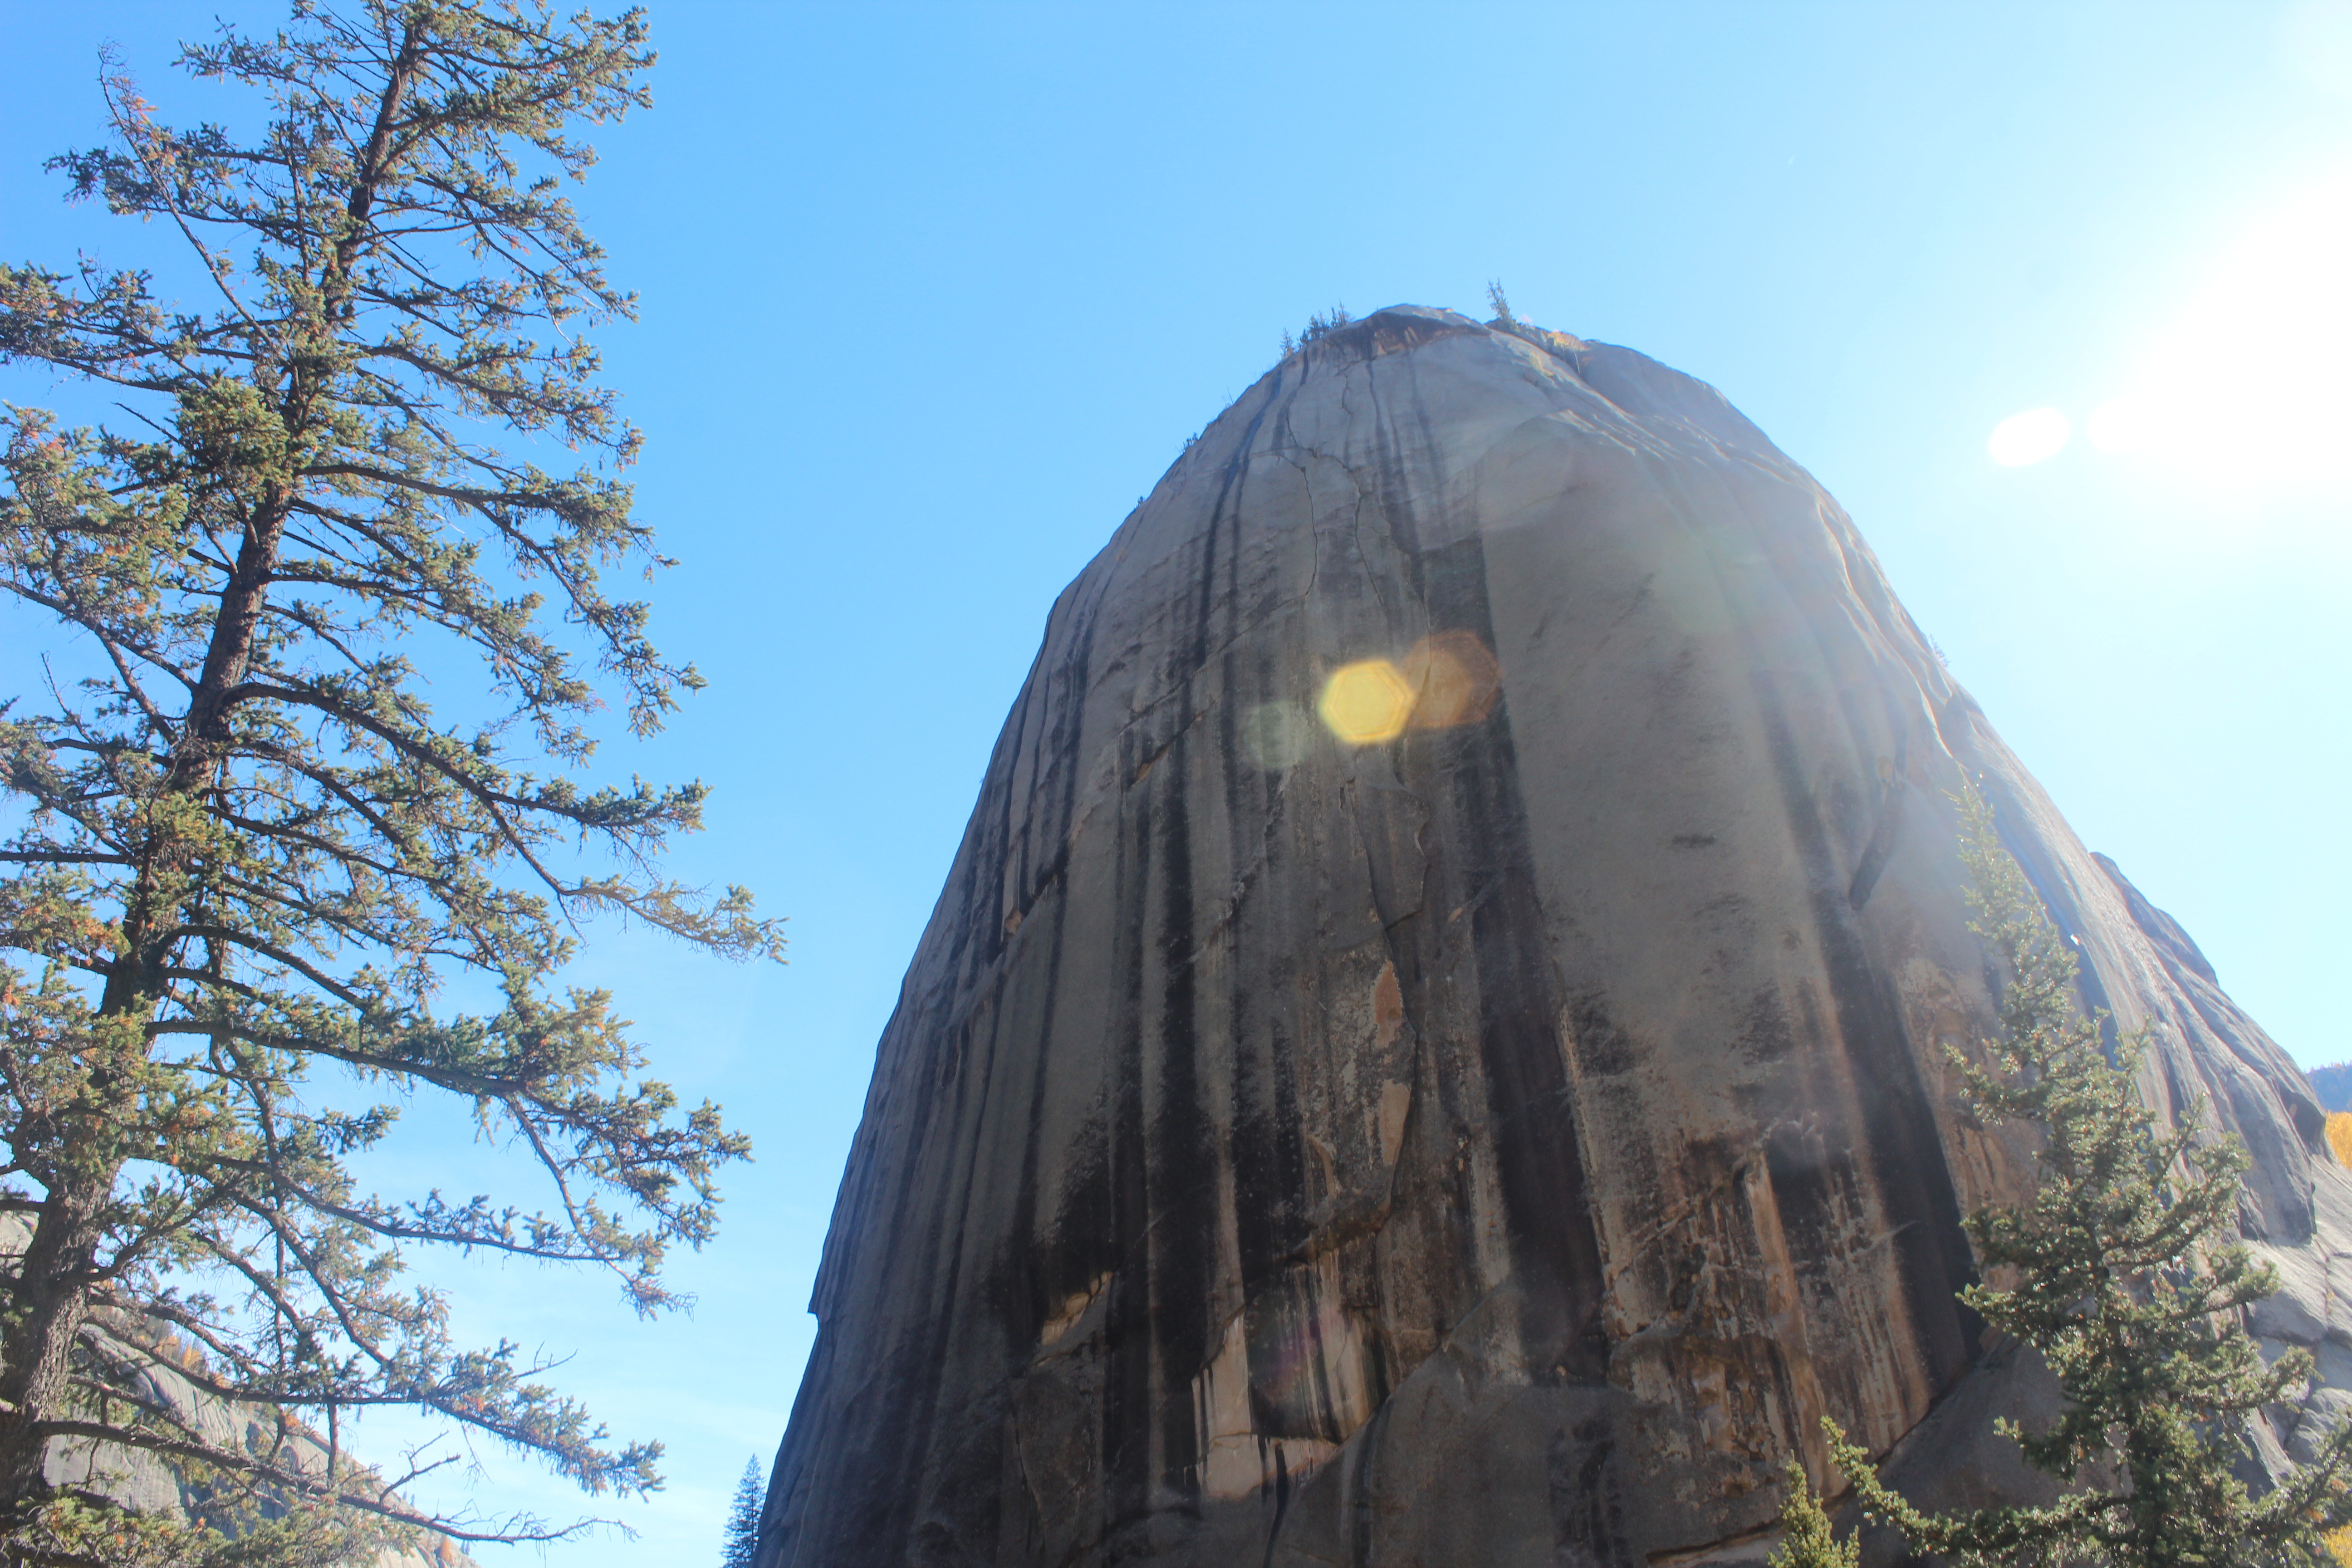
left=1988, top=407, right=2072, bottom=467
left=2086, top=172, right=2352, bottom=491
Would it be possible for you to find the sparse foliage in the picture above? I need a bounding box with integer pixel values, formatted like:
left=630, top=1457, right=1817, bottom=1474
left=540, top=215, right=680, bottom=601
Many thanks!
left=1485, top=279, right=1515, bottom=326
left=1822, top=782, right=2352, bottom=1568
left=0, top=0, right=783, bottom=1559
left=1297, top=304, right=1352, bottom=344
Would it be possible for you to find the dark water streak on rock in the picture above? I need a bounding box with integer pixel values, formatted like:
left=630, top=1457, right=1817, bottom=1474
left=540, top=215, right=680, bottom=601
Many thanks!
left=759, top=308, right=2340, bottom=1568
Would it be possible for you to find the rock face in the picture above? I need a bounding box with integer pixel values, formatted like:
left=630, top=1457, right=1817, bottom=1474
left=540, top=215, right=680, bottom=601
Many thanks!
left=758, top=307, right=2346, bottom=1568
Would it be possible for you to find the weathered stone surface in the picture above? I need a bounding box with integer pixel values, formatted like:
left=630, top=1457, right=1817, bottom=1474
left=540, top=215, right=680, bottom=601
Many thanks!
left=758, top=307, right=2344, bottom=1567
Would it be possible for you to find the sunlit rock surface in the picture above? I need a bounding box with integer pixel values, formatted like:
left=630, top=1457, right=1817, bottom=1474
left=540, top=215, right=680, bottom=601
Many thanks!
left=757, top=307, right=2342, bottom=1568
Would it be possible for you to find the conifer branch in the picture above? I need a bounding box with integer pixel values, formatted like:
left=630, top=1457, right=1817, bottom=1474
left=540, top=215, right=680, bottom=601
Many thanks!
left=1813, top=779, right=2352, bottom=1568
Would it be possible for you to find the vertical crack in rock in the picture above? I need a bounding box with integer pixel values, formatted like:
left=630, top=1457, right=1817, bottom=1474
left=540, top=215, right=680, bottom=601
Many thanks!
left=758, top=306, right=2340, bottom=1568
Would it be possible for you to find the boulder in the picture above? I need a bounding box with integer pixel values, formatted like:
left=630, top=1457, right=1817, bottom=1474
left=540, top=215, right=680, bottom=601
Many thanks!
left=759, top=306, right=2342, bottom=1567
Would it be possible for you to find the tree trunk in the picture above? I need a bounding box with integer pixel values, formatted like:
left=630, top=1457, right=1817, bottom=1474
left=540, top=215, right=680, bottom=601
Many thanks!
left=0, top=1166, right=118, bottom=1514
left=0, top=20, right=420, bottom=1529
left=0, top=940, right=161, bottom=1518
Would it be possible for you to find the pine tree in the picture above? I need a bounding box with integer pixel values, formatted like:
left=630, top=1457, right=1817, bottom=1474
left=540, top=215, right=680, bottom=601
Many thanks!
left=1486, top=279, right=1517, bottom=327
left=1767, top=1458, right=1858, bottom=1568
left=722, top=1457, right=763, bottom=1568
left=0, top=2, right=783, bottom=1560
left=1822, top=782, right=2352, bottom=1568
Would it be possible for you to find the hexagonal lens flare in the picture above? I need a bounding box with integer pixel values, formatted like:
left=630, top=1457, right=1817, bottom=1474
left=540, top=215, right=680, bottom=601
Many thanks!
left=1317, top=659, right=1416, bottom=745
left=1315, top=633, right=1502, bottom=745
left=1402, top=631, right=1502, bottom=730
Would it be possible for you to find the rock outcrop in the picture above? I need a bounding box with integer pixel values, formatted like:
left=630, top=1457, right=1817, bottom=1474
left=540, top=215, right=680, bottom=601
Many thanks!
left=0, top=1215, right=475, bottom=1567
left=758, top=306, right=2345, bottom=1568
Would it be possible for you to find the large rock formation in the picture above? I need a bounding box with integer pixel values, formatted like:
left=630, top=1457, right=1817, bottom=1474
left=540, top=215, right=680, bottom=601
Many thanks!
left=758, top=307, right=2347, bottom=1568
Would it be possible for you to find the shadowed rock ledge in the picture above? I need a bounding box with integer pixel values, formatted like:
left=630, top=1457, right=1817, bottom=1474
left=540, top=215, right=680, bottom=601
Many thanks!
left=756, top=306, right=2344, bottom=1568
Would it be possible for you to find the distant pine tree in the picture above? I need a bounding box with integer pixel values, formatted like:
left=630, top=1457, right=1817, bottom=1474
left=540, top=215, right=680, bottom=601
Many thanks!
left=1823, top=781, right=2352, bottom=1568
left=724, top=1458, right=764, bottom=1568
left=1298, top=304, right=1352, bottom=343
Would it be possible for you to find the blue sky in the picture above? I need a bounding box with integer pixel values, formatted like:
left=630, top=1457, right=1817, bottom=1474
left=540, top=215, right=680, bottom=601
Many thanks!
left=5, top=2, right=2350, bottom=1561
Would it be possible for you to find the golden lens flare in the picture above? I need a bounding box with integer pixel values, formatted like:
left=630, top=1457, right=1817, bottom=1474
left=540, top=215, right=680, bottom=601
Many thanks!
left=1401, top=631, right=1502, bottom=730
left=1317, top=659, right=1415, bottom=745
left=1316, top=634, right=1504, bottom=745
left=2328, top=1111, right=2352, bottom=1169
